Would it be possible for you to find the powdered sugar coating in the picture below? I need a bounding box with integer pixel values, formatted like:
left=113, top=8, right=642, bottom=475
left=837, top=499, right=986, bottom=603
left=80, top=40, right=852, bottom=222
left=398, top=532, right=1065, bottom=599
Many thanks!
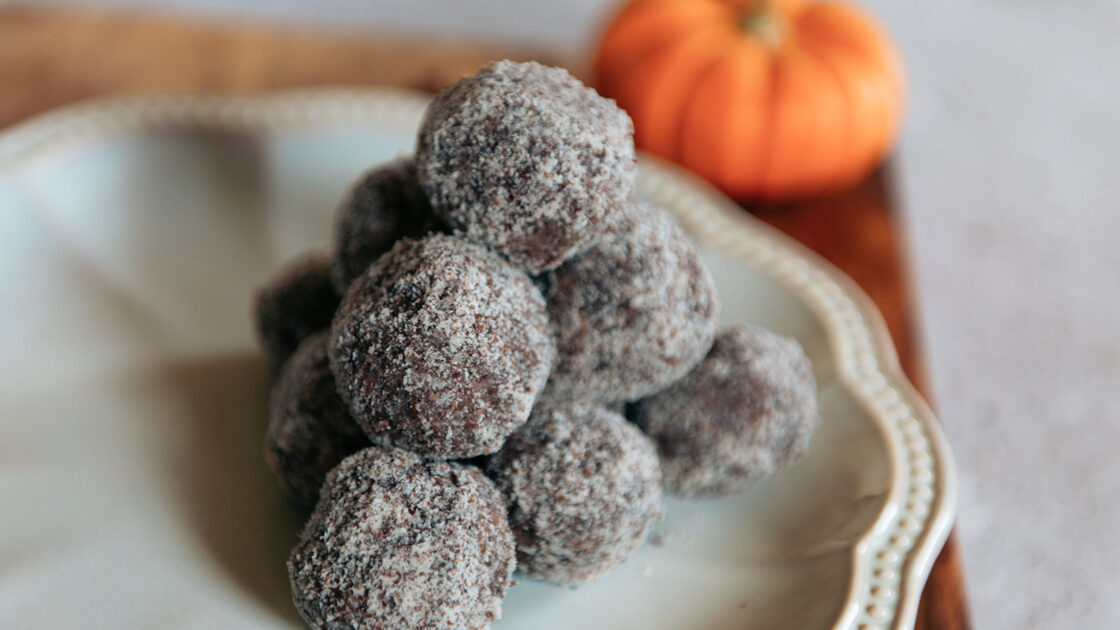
left=329, top=233, right=555, bottom=459
left=331, top=156, right=446, bottom=292
left=486, top=403, right=662, bottom=585
left=630, top=325, right=820, bottom=498
left=265, top=332, right=372, bottom=506
left=253, top=250, right=340, bottom=372
left=416, top=60, right=636, bottom=273
left=289, top=446, right=515, bottom=629
left=541, top=202, right=720, bottom=401
left=531, top=383, right=628, bottom=416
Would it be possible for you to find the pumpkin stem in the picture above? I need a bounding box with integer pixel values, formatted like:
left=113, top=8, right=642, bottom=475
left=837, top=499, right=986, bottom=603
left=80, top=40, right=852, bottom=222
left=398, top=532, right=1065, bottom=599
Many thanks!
left=739, top=1, right=787, bottom=49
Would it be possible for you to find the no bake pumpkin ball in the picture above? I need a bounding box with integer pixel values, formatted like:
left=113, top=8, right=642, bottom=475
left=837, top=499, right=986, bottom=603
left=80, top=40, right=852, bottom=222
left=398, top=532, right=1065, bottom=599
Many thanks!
left=486, top=402, right=662, bottom=585
left=264, top=332, right=370, bottom=506
left=253, top=250, right=340, bottom=372
left=330, top=156, right=446, bottom=292
left=630, top=324, right=819, bottom=498
left=329, top=233, right=555, bottom=459
left=541, top=202, right=719, bottom=402
left=289, top=446, right=515, bottom=630
left=416, top=60, right=635, bottom=273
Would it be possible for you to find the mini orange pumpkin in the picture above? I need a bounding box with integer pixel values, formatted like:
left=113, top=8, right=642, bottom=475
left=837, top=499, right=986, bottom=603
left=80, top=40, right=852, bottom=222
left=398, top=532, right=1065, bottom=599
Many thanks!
left=594, top=0, right=905, bottom=201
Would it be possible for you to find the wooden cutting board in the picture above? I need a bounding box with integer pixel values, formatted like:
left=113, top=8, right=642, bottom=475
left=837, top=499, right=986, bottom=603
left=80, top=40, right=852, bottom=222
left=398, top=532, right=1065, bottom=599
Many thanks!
left=0, top=7, right=971, bottom=629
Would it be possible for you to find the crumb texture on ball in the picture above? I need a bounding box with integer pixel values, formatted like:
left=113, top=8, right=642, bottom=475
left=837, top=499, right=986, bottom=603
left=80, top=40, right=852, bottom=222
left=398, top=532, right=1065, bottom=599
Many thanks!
left=330, top=233, right=555, bottom=459
left=631, top=324, right=820, bottom=498
left=289, top=446, right=515, bottom=630
left=253, top=250, right=340, bottom=372
left=542, top=202, right=719, bottom=402
left=417, top=60, right=636, bottom=273
left=264, top=332, right=371, bottom=506
left=486, top=403, right=662, bottom=585
left=331, top=156, right=446, bottom=292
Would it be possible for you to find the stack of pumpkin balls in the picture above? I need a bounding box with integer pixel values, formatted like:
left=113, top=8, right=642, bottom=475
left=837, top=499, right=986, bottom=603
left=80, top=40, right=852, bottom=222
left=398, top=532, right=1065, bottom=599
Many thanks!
left=253, top=61, right=820, bottom=630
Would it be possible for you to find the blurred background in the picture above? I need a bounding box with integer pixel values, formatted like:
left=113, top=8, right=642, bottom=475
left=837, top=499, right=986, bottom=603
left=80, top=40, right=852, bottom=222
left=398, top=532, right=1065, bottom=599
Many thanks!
left=4, top=1, right=1119, bottom=628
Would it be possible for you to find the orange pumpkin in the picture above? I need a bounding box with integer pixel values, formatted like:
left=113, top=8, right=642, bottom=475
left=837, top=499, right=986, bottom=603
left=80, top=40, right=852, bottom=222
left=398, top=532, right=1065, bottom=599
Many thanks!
left=594, top=0, right=905, bottom=201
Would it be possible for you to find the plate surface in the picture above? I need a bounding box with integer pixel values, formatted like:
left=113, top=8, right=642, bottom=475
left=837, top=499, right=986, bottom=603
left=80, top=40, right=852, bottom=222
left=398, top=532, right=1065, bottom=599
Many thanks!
left=0, top=91, right=954, bottom=630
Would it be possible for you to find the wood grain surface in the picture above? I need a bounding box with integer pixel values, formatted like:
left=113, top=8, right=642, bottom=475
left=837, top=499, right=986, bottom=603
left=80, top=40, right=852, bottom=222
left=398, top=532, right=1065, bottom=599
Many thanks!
left=0, top=7, right=971, bottom=629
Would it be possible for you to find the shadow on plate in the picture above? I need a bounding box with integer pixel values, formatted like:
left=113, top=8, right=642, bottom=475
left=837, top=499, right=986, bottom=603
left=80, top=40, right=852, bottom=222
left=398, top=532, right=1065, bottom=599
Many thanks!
left=156, top=352, right=308, bottom=624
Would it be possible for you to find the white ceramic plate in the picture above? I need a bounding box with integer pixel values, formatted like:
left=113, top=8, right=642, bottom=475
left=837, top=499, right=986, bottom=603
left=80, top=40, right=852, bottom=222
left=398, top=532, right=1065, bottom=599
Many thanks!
left=0, top=91, right=955, bottom=630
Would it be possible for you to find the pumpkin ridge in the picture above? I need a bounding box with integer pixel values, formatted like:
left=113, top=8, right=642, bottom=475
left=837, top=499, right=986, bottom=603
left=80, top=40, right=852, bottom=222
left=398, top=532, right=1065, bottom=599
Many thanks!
left=603, top=25, right=726, bottom=101
left=670, top=37, right=743, bottom=163
left=796, top=3, right=896, bottom=70
left=797, top=37, right=854, bottom=191
left=613, top=25, right=734, bottom=159
left=800, top=37, right=887, bottom=186
left=675, top=49, right=742, bottom=171
left=674, top=42, right=766, bottom=196
left=713, top=43, right=772, bottom=195
left=795, top=8, right=902, bottom=182
left=595, top=0, right=731, bottom=95
left=755, top=51, right=783, bottom=200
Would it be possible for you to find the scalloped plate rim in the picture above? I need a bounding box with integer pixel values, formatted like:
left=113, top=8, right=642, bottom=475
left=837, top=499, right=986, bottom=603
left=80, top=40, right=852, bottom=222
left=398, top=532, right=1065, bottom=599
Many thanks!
left=0, top=89, right=957, bottom=630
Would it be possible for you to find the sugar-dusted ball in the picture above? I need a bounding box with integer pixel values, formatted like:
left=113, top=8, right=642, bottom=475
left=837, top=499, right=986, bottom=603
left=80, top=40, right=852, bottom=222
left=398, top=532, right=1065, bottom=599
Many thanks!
left=630, top=324, right=819, bottom=498
left=486, top=403, right=662, bottom=585
left=330, top=234, right=555, bottom=459
left=253, top=250, right=340, bottom=372
left=417, top=60, right=635, bottom=273
left=289, top=446, right=515, bottom=629
left=330, top=156, right=446, bottom=291
left=541, top=202, right=719, bottom=402
left=264, top=332, right=371, bottom=506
